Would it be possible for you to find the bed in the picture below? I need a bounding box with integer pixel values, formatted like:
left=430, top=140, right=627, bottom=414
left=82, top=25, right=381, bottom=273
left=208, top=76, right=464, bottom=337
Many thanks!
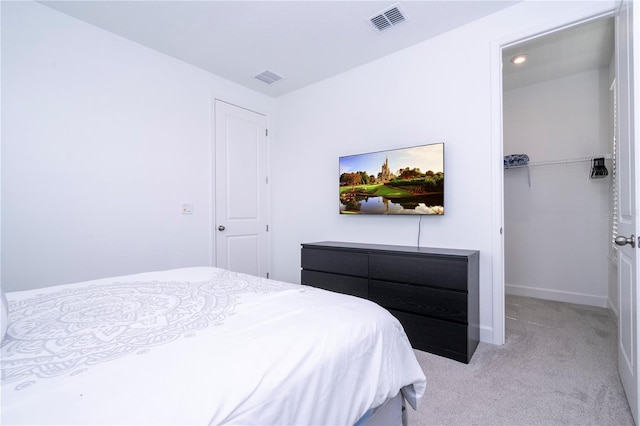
left=0, top=267, right=426, bottom=425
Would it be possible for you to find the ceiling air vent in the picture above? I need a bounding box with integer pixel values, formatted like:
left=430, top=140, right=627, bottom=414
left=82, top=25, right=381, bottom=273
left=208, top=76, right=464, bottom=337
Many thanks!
left=254, top=70, right=283, bottom=85
left=368, top=4, right=408, bottom=33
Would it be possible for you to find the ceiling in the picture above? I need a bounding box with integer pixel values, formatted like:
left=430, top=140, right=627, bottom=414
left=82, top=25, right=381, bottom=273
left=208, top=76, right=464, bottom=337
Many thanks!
left=40, top=1, right=614, bottom=97
left=502, top=17, right=615, bottom=91
left=40, top=0, right=521, bottom=97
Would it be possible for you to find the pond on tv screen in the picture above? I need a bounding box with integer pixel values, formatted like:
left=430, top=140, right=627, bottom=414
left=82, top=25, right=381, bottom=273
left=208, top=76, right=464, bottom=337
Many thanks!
left=339, top=193, right=444, bottom=215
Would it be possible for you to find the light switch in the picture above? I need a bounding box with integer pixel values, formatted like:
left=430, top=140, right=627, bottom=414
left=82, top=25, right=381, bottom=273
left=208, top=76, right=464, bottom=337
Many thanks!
left=182, top=204, right=193, bottom=215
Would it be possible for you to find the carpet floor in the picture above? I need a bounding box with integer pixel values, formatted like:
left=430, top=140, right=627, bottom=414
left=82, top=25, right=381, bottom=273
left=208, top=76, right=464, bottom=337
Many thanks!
left=406, top=295, right=634, bottom=425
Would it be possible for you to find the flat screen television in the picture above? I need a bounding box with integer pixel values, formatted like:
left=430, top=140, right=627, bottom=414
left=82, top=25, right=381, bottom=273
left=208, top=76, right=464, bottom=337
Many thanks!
left=339, top=142, right=444, bottom=215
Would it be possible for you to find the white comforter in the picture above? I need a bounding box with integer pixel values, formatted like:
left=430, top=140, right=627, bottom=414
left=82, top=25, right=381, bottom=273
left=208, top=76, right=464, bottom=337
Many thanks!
left=1, top=267, right=426, bottom=425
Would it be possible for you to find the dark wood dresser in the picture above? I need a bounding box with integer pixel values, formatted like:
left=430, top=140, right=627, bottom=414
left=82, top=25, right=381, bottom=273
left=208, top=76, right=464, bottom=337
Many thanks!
left=301, top=241, right=479, bottom=363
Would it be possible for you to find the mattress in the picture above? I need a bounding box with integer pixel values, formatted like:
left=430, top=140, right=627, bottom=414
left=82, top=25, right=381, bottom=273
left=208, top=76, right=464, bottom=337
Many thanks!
left=1, top=267, right=426, bottom=425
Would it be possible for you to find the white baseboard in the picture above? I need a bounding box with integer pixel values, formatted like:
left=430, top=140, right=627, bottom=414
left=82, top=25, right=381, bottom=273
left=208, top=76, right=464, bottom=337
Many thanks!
left=505, top=284, right=608, bottom=308
left=480, top=325, right=498, bottom=345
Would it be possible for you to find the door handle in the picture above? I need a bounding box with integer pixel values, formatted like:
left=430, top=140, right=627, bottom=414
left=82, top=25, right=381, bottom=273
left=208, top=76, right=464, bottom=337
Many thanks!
left=218, top=225, right=226, bottom=231
left=615, top=234, right=636, bottom=248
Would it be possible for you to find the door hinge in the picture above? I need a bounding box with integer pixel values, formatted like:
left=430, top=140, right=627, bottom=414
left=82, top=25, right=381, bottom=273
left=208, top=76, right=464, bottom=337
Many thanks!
left=267, top=272, right=270, bottom=279
left=265, top=129, right=268, bottom=136
left=266, top=224, right=269, bottom=232
left=266, top=176, right=269, bottom=184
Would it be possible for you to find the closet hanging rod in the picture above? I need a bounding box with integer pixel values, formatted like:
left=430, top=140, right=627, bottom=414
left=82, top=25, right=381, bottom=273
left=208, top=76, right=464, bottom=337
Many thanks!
left=505, top=154, right=612, bottom=169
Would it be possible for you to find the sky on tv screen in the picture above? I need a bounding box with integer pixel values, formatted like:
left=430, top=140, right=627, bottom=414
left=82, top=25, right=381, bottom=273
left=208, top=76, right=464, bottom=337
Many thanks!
left=339, top=143, right=443, bottom=176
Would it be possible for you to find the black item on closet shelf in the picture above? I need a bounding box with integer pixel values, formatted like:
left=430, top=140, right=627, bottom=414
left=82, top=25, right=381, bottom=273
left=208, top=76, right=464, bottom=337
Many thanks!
left=504, top=154, right=530, bottom=168
left=590, top=157, right=608, bottom=179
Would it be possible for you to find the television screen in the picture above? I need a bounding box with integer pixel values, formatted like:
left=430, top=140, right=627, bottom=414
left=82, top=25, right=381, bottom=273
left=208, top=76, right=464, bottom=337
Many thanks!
left=339, top=143, right=444, bottom=215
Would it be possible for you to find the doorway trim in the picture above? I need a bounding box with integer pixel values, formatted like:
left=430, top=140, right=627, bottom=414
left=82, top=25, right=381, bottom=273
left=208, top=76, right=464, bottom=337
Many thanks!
left=490, top=8, right=616, bottom=346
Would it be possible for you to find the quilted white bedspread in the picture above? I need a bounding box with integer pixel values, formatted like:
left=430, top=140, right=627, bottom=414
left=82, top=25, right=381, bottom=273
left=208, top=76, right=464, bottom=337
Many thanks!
left=1, top=267, right=426, bottom=425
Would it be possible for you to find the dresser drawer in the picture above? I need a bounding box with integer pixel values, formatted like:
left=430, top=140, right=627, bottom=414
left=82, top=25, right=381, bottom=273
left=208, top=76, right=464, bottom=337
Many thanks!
left=301, top=270, right=368, bottom=298
left=389, top=309, right=471, bottom=363
left=301, top=242, right=479, bottom=363
left=369, top=253, right=468, bottom=291
left=370, top=279, right=467, bottom=323
left=302, top=247, right=368, bottom=277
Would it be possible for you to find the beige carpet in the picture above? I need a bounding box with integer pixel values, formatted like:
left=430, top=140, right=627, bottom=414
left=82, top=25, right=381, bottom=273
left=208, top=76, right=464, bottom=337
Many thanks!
left=407, top=295, right=634, bottom=426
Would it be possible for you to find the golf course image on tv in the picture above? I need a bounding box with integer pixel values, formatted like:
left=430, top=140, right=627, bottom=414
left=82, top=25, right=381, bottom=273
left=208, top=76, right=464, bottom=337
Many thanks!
left=339, top=143, right=444, bottom=215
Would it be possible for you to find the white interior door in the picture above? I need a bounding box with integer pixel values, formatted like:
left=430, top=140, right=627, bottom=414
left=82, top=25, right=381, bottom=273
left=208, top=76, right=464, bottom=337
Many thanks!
left=615, top=0, right=638, bottom=422
left=214, top=100, right=269, bottom=277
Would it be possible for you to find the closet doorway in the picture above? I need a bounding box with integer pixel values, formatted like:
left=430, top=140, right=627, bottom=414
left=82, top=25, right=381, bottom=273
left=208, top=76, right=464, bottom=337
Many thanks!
left=497, top=4, right=638, bottom=420
left=502, top=18, right=615, bottom=310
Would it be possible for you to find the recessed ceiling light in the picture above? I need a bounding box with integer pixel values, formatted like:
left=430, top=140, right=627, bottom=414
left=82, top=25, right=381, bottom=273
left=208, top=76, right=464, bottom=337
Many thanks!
left=511, top=54, right=528, bottom=65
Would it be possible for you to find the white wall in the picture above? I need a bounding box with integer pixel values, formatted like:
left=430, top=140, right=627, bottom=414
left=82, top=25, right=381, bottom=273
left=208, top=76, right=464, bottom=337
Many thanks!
left=503, top=68, right=613, bottom=307
left=271, top=0, right=616, bottom=343
left=1, top=1, right=276, bottom=291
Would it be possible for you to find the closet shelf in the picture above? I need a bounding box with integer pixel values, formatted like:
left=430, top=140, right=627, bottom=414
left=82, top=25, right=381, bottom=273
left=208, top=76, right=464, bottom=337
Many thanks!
left=505, top=154, right=612, bottom=169
left=505, top=154, right=612, bottom=187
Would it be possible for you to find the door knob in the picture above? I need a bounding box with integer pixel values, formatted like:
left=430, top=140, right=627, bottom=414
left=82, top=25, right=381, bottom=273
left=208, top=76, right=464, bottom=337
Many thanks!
left=218, top=225, right=226, bottom=231
left=615, top=234, right=636, bottom=248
